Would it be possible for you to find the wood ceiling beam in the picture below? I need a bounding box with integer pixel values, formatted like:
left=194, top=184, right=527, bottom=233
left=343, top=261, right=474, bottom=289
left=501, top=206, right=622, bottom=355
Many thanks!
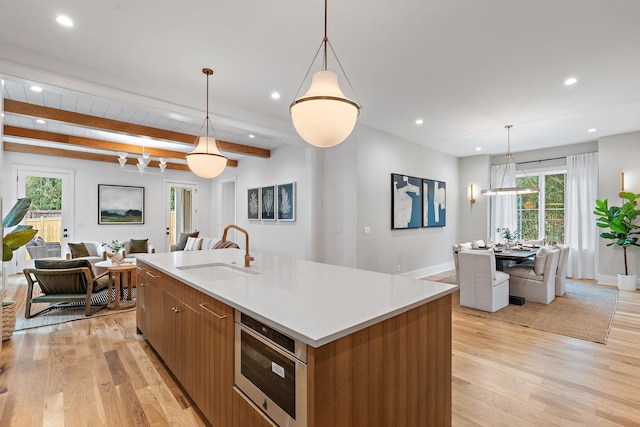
left=4, top=99, right=271, bottom=158
left=3, top=140, right=238, bottom=169
left=3, top=142, right=190, bottom=171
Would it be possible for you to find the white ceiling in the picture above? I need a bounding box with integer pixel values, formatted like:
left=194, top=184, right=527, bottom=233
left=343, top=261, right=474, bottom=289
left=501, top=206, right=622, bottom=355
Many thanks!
left=2, top=0, right=640, bottom=158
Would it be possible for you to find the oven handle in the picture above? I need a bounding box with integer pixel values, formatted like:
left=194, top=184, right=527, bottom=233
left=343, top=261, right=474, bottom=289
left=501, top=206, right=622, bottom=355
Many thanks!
left=236, top=322, right=307, bottom=365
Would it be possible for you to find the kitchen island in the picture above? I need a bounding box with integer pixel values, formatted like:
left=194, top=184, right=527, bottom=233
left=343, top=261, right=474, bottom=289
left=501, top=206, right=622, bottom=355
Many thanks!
left=136, top=249, right=456, bottom=427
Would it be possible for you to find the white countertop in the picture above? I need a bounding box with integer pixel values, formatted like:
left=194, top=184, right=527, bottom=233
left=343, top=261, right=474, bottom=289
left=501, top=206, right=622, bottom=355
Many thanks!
left=137, top=249, right=457, bottom=348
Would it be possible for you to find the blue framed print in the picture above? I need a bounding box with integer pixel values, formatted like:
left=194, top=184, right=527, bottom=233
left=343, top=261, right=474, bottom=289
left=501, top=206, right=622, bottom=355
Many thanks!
left=277, top=182, right=296, bottom=221
left=391, top=174, right=423, bottom=229
left=261, top=185, right=276, bottom=221
left=422, top=178, right=446, bottom=227
left=247, top=187, right=261, bottom=220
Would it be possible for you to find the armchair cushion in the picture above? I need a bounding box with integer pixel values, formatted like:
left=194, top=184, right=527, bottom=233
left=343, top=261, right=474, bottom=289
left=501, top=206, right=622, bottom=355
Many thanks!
left=129, top=238, right=149, bottom=254
left=68, top=242, right=90, bottom=258
left=177, top=231, right=199, bottom=250
left=33, top=259, right=109, bottom=293
left=533, top=246, right=553, bottom=275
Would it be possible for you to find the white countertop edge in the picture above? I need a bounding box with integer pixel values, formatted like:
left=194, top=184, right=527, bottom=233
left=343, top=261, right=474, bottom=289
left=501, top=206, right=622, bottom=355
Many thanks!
left=138, top=251, right=458, bottom=348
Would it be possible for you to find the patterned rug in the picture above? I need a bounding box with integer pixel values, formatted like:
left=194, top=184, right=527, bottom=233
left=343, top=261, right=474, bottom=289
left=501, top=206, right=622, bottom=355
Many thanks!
left=4, top=274, right=136, bottom=332
left=425, top=271, right=619, bottom=344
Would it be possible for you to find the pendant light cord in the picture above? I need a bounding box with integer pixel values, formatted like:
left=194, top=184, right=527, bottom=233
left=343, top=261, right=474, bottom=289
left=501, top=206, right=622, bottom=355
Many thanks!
left=291, top=0, right=361, bottom=107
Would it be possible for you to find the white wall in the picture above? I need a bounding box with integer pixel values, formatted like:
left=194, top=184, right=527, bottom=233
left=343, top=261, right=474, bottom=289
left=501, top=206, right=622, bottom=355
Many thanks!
left=354, top=126, right=459, bottom=277
left=210, top=144, right=312, bottom=260
left=458, top=155, right=490, bottom=243
left=597, top=131, right=640, bottom=283
left=2, top=152, right=213, bottom=258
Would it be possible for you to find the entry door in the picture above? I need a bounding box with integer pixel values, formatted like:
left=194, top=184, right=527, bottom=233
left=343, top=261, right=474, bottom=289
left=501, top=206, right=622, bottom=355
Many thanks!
left=14, top=167, right=75, bottom=272
left=164, top=181, right=199, bottom=251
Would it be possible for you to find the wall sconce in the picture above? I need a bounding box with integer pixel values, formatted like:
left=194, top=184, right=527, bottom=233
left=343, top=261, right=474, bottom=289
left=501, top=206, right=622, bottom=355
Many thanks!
left=470, top=184, right=476, bottom=205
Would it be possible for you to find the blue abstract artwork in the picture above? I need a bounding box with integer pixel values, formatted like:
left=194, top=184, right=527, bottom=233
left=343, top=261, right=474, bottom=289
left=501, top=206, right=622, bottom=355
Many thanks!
left=391, top=174, right=423, bottom=229
left=423, top=178, right=446, bottom=227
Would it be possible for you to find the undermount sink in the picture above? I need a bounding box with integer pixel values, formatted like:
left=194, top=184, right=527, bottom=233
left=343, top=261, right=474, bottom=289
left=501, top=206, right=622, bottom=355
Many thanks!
left=177, top=262, right=259, bottom=281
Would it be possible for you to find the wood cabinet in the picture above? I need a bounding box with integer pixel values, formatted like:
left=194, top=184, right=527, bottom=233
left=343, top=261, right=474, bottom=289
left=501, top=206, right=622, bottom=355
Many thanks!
left=136, top=260, right=233, bottom=427
left=136, top=259, right=452, bottom=427
left=198, top=293, right=234, bottom=426
left=232, top=386, right=278, bottom=427
left=163, top=289, right=201, bottom=394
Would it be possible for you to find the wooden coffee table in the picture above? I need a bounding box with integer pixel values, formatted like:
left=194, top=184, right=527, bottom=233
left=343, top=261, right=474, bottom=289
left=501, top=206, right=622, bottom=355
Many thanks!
left=102, top=263, right=137, bottom=310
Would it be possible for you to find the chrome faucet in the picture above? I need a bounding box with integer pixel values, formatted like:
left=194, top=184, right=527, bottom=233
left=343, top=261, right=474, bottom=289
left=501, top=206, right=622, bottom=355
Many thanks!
left=222, top=224, right=255, bottom=267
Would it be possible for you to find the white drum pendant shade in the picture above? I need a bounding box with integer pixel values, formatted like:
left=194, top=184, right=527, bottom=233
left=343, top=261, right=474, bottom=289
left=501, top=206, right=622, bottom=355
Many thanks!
left=290, top=70, right=360, bottom=148
left=186, top=136, right=227, bottom=179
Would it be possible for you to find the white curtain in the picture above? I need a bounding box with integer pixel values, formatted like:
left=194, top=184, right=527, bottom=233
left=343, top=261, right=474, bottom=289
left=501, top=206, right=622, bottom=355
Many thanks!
left=565, top=152, right=598, bottom=279
left=489, top=163, right=517, bottom=243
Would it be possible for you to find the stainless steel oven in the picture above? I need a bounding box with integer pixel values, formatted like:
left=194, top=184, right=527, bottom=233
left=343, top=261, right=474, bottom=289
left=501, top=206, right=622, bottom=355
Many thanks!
left=234, top=311, right=308, bottom=427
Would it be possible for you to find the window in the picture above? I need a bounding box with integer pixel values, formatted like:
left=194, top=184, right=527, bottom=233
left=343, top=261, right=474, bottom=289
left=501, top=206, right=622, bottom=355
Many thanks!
left=516, top=172, right=565, bottom=243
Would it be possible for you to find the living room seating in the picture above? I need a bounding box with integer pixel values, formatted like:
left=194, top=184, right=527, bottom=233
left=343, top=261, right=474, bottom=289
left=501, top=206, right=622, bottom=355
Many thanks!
left=23, top=259, right=111, bottom=318
left=170, top=231, right=222, bottom=252
left=25, top=236, right=62, bottom=260
left=503, top=246, right=560, bottom=304
left=122, top=239, right=155, bottom=257
left=458, top=249, right=510, bottom=313
left=66, top=241, right=107, bottom=272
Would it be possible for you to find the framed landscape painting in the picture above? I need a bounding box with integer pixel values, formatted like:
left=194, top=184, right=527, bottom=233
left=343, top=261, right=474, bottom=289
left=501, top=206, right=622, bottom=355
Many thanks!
left=422, top=178, right=446, bottom=227
left=98, top=184, right=144, bottom=224
left=261, top=185, right=276, bottom=221
left=247, top=187, right=261, bottom=220
left=277, top=182, right=296, bottom=221
left=391, top=173, right=422, bottom=229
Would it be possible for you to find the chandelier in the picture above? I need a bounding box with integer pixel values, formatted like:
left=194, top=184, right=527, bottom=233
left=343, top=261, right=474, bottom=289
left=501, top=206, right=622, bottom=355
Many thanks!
left=186, top=68, right=228, bottom=179
left=481, top=125, right=539, bottom=196
left=289, top=0, right=361, bottom=148
left=117, top=149, right=168, bottom=175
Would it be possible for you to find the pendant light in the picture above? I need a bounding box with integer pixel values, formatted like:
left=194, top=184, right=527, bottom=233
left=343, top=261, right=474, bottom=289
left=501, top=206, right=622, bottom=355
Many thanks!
left=289, top=0, right=361, bottom=148
left=186, top=68, right=228, bottom=179
left=481, top=125, right=539, bottom=195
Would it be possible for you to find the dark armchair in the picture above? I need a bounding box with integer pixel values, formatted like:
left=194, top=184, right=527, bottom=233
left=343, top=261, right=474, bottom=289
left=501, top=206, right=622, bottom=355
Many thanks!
left=23, top=259, right=111, bottom=318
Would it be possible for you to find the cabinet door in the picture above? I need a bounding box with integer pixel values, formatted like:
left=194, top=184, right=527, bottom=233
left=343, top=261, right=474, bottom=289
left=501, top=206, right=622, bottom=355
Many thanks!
left=135, top=264, right=148, bottom=335
left=144, top=267, right=165, bottom=353
left=232, top=387, right=278, bottom=427
left=199, top=295, right=234, bottom=426
left=164, top=290, right=201, bottom=393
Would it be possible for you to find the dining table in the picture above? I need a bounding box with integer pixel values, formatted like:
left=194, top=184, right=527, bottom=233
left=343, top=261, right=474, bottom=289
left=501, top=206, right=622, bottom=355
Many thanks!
left=493, top=246, right=539, bottom=271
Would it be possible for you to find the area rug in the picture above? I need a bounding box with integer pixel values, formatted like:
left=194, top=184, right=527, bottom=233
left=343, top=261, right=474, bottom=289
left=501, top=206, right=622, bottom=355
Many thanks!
left=4, top=274, right=136, bottom=332
left=450, top=282, right=618, bottom=344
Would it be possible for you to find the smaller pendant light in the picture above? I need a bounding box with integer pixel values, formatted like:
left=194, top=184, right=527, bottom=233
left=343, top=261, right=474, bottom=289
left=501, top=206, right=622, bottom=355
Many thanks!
left=481, top=125, right=539, bottom=196
left=186, top=68, right=228, bottom=179
left=290, top=0, right=361, bottom=148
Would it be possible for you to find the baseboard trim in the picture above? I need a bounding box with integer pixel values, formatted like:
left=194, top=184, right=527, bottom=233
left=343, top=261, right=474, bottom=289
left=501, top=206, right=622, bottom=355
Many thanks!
left=401, top=262, right=455, bottom=279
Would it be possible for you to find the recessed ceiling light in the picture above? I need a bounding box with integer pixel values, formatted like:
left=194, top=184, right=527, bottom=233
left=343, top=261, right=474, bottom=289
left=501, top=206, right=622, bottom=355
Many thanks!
left=30, top=85, right=43, bottom=92
left=36, top=119, right=46, bottom=124
left=564, top=77, right=577, bottom=86
left=56, top=15, right=74, bottom=27
left=475, top=147, right=482, bottom=151
left=588, top=128, right=597, bottom=133
left=248, top=134, right=255, bottom=138
left=271, top=92, right=281, bottom=100
left=415, top=119, right=424, bottom=125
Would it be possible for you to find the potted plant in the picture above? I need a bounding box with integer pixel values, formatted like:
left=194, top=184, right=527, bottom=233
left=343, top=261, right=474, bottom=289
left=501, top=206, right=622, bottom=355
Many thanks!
left=2, top=198, right=38, bottom=340
left=496, top=227, right=519, bottom=246
left=594, top=191, right=640, bottom=291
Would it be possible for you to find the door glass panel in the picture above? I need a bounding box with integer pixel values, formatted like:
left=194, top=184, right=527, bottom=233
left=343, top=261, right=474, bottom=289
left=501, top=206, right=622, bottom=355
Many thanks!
left=24, top=175, right=63, bottom=260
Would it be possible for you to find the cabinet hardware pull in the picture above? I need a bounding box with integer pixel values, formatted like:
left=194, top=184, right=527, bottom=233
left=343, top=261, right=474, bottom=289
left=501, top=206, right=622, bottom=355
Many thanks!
left=140, top=283, right=146, bottom=287
left=199, top=303, right=227, bottom=319
left=174, top=308, right=181, bottom=313
left=146, top=271, right=159, bottom=278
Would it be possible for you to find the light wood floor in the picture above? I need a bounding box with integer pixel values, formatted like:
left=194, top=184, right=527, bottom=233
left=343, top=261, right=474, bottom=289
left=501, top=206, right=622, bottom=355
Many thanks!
left=1, top=273, right=639, bottom=426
